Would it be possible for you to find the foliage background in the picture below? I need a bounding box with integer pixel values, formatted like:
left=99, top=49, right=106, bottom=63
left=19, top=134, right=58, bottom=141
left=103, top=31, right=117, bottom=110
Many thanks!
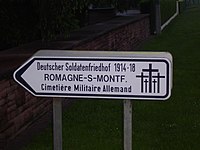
left=0, top=0, right=179, bottom=50
left=160, top=0, right=177, bottom=24
left=0, top=0, right=79, bottom=50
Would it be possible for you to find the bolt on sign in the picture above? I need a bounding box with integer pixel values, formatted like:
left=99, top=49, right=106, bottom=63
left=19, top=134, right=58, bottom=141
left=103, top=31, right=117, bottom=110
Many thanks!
left=14, top=50, right=173, bottom=100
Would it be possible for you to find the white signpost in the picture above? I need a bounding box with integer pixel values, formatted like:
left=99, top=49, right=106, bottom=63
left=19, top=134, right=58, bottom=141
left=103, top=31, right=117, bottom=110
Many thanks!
left=13, top=50, right=173, bottom=150
left=14, top=50, right=172, bottom=100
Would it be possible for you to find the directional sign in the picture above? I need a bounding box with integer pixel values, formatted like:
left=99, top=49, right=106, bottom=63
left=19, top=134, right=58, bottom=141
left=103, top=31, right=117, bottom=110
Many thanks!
left=13, top=50, right=172, bottom=100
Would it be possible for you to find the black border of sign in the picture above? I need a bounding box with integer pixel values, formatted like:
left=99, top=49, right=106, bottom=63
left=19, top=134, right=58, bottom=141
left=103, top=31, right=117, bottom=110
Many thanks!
left=14, top=57, right=170, bottom=100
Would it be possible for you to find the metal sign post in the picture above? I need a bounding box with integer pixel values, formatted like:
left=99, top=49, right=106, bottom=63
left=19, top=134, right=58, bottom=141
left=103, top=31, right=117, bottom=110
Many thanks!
left=53, top=98, right=62, bottom=150
left=124, top=100, right=132, bottom=150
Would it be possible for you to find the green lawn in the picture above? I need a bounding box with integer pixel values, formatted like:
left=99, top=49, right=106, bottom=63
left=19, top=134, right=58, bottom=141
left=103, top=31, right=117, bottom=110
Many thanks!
left=134, top=5, right=200, bottom=149
left=23, top=6, right=200, bottom=150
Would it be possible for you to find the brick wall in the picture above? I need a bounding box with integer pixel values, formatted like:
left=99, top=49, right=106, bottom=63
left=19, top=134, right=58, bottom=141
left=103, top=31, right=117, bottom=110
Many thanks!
left=0, top=14, right=150, bottom=149
left=74, top=15, right=150, bottom=50
left=0, top=78, right=52, bottom=149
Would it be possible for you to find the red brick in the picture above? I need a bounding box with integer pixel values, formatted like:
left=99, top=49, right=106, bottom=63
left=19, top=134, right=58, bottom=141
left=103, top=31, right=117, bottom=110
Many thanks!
left=9, top=79, right=16, bottom=85
left=7, top=99, right=15, bottom=107
left=7, top=93, right=16, bottom=102
left=0, top=80, right=10, bottom=89
left=4, top=125, right=16, bottom=139
left=0, top=98, right=6, bottom=106
left=0, top=89, right=7, bottom=99
left=7, top=104, right=16, bottom=114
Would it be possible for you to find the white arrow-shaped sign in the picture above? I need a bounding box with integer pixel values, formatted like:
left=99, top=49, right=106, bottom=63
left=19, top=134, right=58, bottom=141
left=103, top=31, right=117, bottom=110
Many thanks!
left=14, top=50, right=173, bottom=100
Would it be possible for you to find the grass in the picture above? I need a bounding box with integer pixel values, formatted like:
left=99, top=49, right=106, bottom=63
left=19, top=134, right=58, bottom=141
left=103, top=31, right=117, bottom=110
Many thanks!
left=23, top=100, right=123, bottom=150
left=134, top=5, right=200, bottom=149
left=23, top=6, right=200, bottom=150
